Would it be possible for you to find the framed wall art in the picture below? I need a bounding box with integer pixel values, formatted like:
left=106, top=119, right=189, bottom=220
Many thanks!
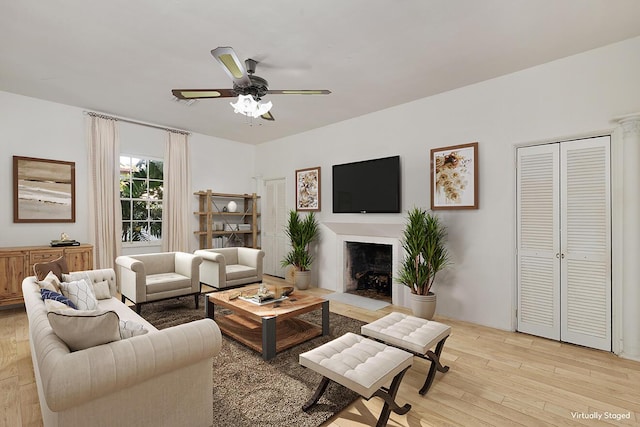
left=13, top=156, right=76, bottom=223
left=430, top=142, right=478, bottom=210
left=295, top=166, right=321, bottom=211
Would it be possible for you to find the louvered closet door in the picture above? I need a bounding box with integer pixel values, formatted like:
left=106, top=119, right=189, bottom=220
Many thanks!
left=560, top=136, right=611, bottom=351
left=517, top=144, right=560, bottom=340
left=262, top=179, right=287, bottom=277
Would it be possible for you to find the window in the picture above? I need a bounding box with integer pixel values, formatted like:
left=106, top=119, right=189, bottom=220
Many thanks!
left=120, top=155, right=163, bottom=243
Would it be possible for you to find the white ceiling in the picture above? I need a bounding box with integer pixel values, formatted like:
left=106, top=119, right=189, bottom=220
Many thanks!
left=2, top=1, right=640, bottom=145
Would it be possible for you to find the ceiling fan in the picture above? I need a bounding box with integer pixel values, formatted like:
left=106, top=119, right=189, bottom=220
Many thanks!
left=172, top=47, right=331, bottom=121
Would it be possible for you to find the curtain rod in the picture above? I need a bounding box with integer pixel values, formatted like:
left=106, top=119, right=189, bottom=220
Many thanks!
left=84, top=111, right=190, bottom=135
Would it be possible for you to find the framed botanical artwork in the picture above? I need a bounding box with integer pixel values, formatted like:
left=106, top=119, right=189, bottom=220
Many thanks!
left=13, top=156, right=76, bottom=223
left=295, top=166, right=321, bottom=211
left=430, top=142, right=478, bottom=210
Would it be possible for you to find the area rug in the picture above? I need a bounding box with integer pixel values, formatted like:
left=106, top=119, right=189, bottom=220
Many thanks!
left=140, top=295, right=364, bottom=427
left=323, top=292, right=390, bottom=311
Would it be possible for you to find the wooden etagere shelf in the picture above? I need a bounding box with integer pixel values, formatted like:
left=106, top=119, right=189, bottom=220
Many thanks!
left=194, top=190, right=260, bottom=249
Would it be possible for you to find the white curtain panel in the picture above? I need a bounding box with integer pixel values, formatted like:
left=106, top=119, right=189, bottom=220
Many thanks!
left=162, top=131, right=191, bottom=252
left=87, top=115, right=122, bottom=269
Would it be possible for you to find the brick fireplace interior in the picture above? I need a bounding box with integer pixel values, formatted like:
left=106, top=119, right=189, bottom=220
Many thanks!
left=345, top=241, right=393, bottom=303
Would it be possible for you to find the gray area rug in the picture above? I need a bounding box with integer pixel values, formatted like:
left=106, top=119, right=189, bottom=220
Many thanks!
left=140, top=294, right=364, bottom=427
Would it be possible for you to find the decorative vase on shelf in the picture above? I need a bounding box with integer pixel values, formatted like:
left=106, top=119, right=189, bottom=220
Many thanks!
left=227, top=201, right=238, bottom=213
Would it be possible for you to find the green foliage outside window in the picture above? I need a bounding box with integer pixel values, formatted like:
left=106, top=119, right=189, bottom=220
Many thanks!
left=120, top=156, right=163, bottom=242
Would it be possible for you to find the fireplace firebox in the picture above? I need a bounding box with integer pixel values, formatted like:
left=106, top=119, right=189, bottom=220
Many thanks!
left=345, top=241, right=392, bottom=297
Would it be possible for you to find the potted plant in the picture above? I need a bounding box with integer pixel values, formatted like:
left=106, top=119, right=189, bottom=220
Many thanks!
left=281, top=210, right=320, bottom=289
left=397, top=207, right=450, bottom=319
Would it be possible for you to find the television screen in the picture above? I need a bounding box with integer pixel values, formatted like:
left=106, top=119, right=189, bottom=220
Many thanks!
left=332, top=155, right=401, bottom=213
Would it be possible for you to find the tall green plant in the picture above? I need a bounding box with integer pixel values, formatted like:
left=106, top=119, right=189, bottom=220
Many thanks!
left=397, top=207, right=450, bottom=295
left=281, top=210, right=320, bottom=271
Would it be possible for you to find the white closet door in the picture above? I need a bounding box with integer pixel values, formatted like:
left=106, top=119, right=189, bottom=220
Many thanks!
left=262, top=179, right=287, bottom=277
left=560, top=136, right=611, bottom=351
left=517, top=144, right=560, bottom=340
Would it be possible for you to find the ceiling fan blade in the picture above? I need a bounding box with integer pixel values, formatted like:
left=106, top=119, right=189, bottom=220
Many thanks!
left=261, top=111, right=275, bottom=121
left=211, top=47, right=252, bottom=88
left=266, top=90, right=331, bottom=95
left=172, top=89, right=237, bottom=99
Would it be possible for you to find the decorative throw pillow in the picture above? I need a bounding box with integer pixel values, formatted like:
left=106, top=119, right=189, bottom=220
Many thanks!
left=37, top=271, right=61, bottom=292
left=92, top=280, right=111, bottom=300
left=119, top=320, right=149, bottom=339
left=33, top=256, right=69, bottom=281
left=44, top=298, right=72, bottom=312
left=59, top=279, right=99, bottom=311
left=41, top=288, right=77, bottom=309
left=62, top=273, right=112, bottom=300
left=47, top=309, right=121, bottom=351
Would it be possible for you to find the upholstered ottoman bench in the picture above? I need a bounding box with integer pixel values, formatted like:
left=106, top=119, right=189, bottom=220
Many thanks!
left=299, top=332, right=413, bottom=427
left=361, top=312, right=451, bottom=395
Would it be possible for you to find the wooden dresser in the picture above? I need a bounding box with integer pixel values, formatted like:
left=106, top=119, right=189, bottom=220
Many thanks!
left=0, top=244, right=93, bottom=307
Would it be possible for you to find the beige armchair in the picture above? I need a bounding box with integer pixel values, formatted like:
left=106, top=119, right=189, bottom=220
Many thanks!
left=115, top=252, right=203, bottom=313
left=195, top=247, right=265, bottom=289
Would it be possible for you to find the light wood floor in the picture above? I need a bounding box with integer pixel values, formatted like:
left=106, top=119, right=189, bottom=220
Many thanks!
left=2, top=276, right=639, bottom=427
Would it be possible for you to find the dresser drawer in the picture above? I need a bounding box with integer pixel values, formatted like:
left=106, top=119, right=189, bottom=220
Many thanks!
left=29, top=249, right=64, bottom=265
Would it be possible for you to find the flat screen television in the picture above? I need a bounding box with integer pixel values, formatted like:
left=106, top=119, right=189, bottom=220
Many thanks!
left=332, top=155, right=401, bottom=213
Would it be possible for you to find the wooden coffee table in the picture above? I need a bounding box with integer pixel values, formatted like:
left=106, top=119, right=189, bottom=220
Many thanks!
left=205, top=286, right=329, bottom=360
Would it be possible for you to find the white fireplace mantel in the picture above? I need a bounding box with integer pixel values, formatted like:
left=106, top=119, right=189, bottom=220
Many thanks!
left=325, top=222, right=410, bottom=308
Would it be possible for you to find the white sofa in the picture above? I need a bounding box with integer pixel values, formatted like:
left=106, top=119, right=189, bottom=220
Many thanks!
left=22, top=268, right=222, bottom=427
left=195, top=247, right=265, bottom=289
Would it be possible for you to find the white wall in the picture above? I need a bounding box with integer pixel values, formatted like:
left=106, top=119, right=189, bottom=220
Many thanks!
left=0, top=91, right=256, bottom=257
left=1, top=92, right=89, bottom=246
left=255, top=35, right=640, bottom=331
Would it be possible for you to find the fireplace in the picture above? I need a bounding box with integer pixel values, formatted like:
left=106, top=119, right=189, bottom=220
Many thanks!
left=326, top=222, right=407, bottom=308
left=345, top=242, right=392, bottom=297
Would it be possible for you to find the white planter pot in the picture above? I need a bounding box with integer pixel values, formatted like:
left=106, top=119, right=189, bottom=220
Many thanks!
left=294, top=270, right=312, bottom=290
left=409, top=292, right=436, bottom=320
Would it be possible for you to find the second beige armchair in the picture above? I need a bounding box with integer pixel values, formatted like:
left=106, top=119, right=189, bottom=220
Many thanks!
left=195, top=247, right=265, bottom=289
left=116, top=252, right=203, bottom=313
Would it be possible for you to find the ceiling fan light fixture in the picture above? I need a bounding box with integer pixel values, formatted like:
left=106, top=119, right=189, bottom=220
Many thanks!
left=230, top=94, right=273, bottom=118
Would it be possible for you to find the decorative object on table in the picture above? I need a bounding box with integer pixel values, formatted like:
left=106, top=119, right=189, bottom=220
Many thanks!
left=50, top=231, right=81, bottom=247
left=295, top=166, right=321, bottom=211
left=430, top=142, right=478, bottom=210
left=227, top=200, right=238, bottom=212
left=281, top=210, right=319, bottom=289
left=280, top=286, right=294, bottom=297
left=13, top=156, right=76, bottom=223
left=397, top=207, right=450, bottom=319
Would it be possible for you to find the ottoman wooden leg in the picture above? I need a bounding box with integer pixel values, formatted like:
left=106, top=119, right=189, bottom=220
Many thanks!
left=370, top=366, right=412, bottom=427
left=302, top=377, right=330, bottom=411
left=419, top=336, right=450, bottom=395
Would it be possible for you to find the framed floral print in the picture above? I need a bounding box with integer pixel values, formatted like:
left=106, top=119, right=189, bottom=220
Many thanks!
left=296, top=166, right=321, bottom=211
left=430, top=142, right=478, bottom=210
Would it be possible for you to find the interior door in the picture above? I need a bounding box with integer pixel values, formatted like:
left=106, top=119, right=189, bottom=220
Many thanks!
left=517, top=143, right=561, bottom=340
left=516, top=136, right=611, bottom=351
left=560, top=136, right=611, bottom=351
left=262, top=178, right=287, bottom=277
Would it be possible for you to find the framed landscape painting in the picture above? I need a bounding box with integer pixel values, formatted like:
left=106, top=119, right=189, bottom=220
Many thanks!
left=13, top=156, right=76, bottom=222
left=296, top=166, right=321, bottom=211
left=430, top=142, right=478, bottom=210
